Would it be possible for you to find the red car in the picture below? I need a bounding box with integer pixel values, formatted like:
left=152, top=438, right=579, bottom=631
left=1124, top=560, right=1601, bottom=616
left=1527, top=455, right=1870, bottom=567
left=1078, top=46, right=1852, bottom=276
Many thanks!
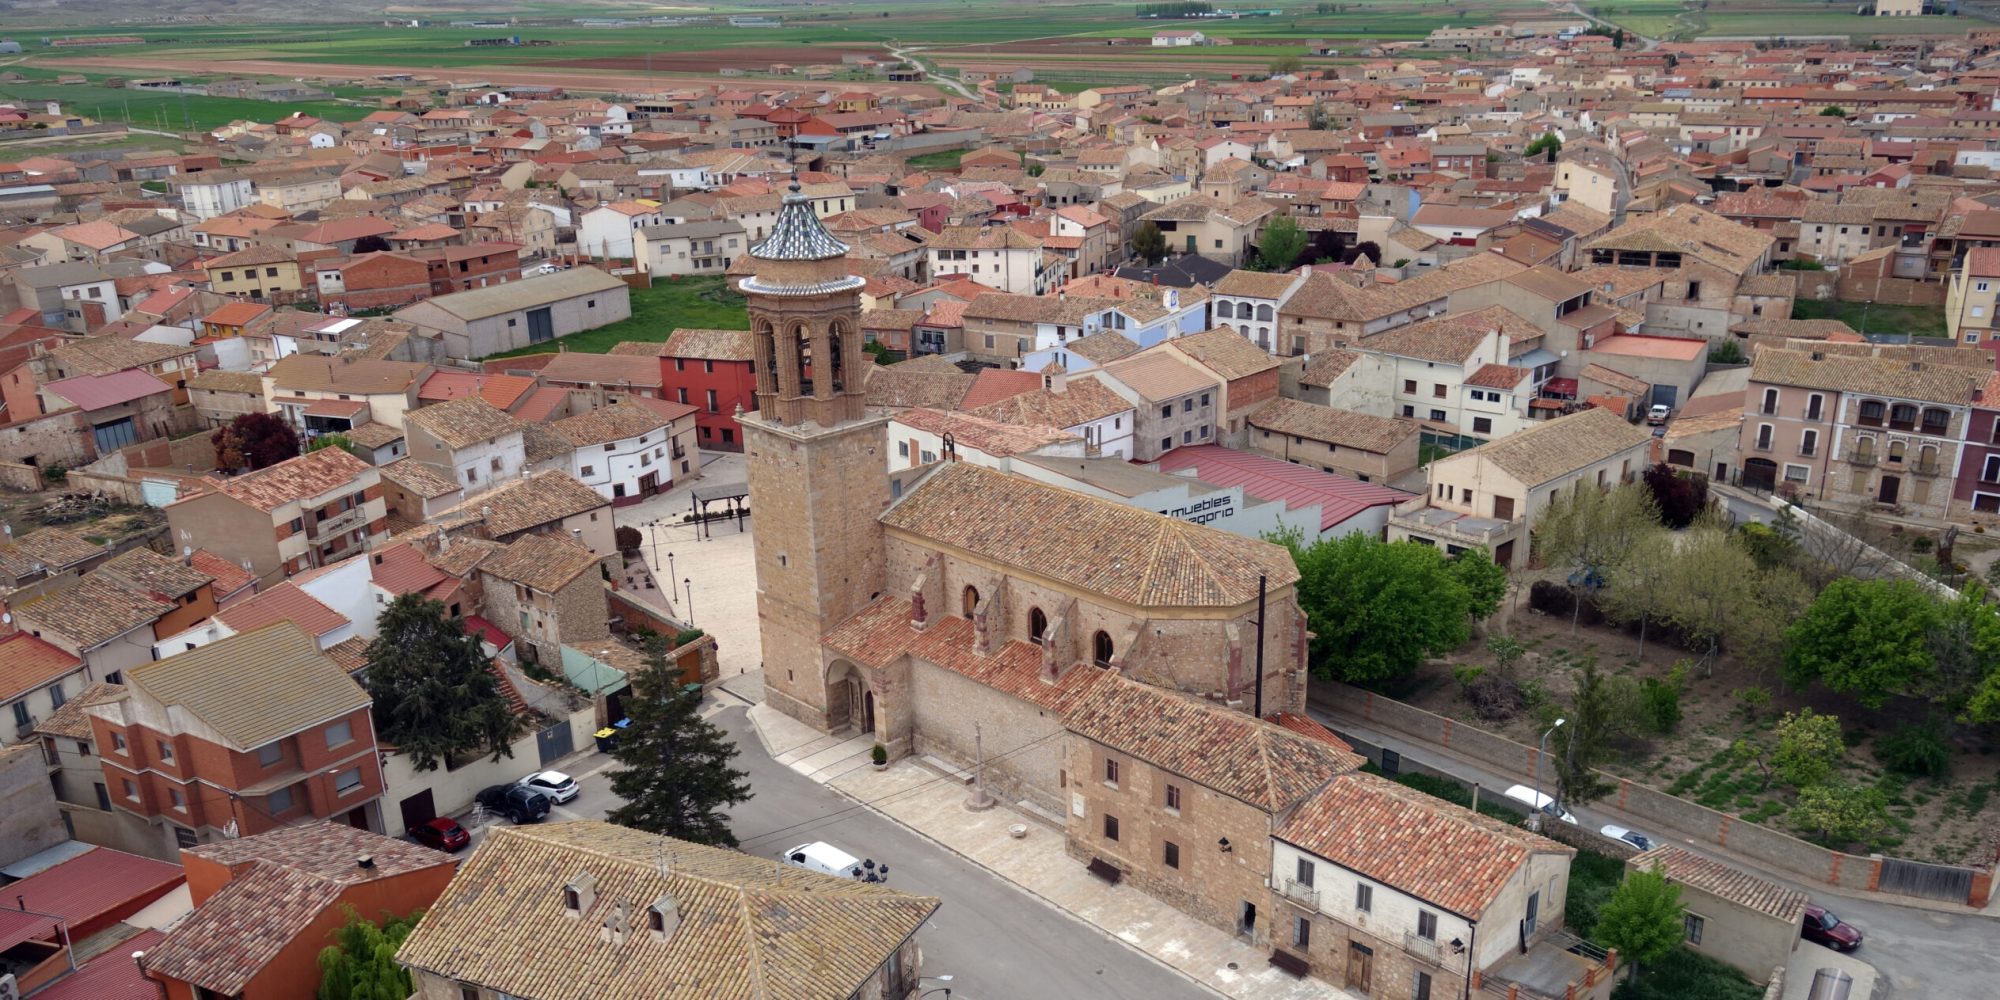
left=410, top=817, right=472, bottom=853
left=1801, top=903, right=1862, bottom=951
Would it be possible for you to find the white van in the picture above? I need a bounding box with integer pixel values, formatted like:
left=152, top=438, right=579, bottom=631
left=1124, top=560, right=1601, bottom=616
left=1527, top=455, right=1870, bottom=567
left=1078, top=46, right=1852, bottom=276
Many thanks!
left=781, top=841, right=889, bottom=882
left=1503, top=785, right=1578, bottom=825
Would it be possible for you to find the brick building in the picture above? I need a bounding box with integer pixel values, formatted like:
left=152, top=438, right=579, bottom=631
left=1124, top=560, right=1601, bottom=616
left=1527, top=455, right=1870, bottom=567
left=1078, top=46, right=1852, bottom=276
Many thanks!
left=166, top=446, right=390, bottom=580
left=84, top=622, right=385, bottom=855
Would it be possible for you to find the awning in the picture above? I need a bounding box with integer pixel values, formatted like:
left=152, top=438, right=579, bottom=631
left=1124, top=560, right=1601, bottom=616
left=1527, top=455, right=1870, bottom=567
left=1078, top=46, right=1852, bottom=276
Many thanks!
left=1542, top=377, right=1579, bottom=396
left=303, top=398, right=369, bottom=419
left=1530, top=398, right=1567, bottom=410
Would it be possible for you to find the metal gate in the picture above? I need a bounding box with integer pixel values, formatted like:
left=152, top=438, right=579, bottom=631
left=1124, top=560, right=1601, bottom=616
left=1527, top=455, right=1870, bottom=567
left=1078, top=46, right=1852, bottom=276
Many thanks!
left=1877, top=856, right=1974, bottom=903
left=1379, top=748, right=1400, bottom=777
left=536, top=719, right=574, bottom=766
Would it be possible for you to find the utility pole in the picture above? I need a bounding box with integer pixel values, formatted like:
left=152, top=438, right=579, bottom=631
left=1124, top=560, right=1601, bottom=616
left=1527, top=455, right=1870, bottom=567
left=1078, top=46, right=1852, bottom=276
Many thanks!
left=964, top=722, right=994, bottom=811
left=1251, top=574, right=1267, bottom=718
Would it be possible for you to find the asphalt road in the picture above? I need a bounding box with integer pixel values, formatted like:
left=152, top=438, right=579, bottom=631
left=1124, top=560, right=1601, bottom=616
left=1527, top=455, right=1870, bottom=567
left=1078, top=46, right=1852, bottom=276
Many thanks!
left=1312, top=707, right=1985, bottom=999
left=549, top=703, right=1210, bottom=1000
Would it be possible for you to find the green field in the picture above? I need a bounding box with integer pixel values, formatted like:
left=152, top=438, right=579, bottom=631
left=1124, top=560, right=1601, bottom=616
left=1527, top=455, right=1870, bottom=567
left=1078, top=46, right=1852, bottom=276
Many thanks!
left=486, top=275, right=749, bottom=359
left=1793, top=299, right=1950, bottom=340
left=0, top=67, right=385, bottom=131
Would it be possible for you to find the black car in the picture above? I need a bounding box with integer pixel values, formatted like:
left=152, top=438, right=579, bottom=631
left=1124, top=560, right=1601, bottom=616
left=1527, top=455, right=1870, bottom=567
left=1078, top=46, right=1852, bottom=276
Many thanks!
left=476, top=784, right=551, bottom=824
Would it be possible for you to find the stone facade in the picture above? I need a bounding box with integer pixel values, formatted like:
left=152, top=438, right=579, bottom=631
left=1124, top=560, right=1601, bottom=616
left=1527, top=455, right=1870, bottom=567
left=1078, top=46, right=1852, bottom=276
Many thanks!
left=480, top=570, right=610, bottom=665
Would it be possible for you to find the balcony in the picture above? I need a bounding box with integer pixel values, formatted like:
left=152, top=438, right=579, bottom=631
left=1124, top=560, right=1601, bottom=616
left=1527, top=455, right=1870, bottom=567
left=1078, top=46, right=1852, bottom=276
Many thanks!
left=1848, top=452, right=1878, bottom=466
left=307, top=505, right=367, bottom=542
left=1915, top=461, right=1941, bottom=476
left=1403, top=930, right=1442, bottom=964
left=1278, top=878, right=1319, bottom=908
left=15, top=715, right=36, bottom=739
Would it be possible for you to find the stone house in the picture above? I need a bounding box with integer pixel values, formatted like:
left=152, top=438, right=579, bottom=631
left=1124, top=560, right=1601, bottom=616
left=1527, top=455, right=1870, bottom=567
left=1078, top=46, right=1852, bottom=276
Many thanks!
left=401, top=395, right=527, bottom=497
left=477, top=532, right=607, bottom=664
left=1247, top=398, right=1422, bottom=484
left=1164, top=327, right=1284, bottom=446
left=1087, top=350, right=1224, bottom=462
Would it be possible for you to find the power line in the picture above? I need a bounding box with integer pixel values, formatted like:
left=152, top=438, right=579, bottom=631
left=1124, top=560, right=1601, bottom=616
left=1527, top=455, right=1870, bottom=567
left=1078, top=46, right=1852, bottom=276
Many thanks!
left=734, top=726, right=1067, bottom=850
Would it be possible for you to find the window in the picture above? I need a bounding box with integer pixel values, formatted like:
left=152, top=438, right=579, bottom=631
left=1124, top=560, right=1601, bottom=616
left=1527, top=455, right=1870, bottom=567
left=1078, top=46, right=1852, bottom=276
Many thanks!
left=898, top=442, right=909, bottom=458
left=706, top=389, right=718, bottom=412
left=1807, top=393, right=1824, bottom=420
left=1755, top=424, right=1773, bottom=450
left=1296, top=857, right=1315, bottom=887
left=1859, top=400, right=1885, bottom=427
left=1433, top=383, right=1447, bottom=399
left=1161, top=404, right=1172, bottom=418
left=1163, top=841, right=1180, bottom=869
left=158, top=740, right=175, bottom=764
left=270, top=785, right=294, bottom=813
left=1429, top=409, right=1446, bottom=422
left=1028, top=607, right=1048, bottom=644
left=1685, top=913, right=1705, bottom=945
left=111, top=731, right=126, bottom=753
left=1104, top=757, right=1119, bottom=785
left=325, top=719, right=353, bottom=748
left=1355, top=882, right=1373, bottom=913
left=1403, top=379, right=1417, bottom=394
left=1801, top=429, right=1818, bottom=456
left=94, top=782, right=110, bottom=810
left=258, top=742, right=282, bottom=767
left=1890, top=403, right=1918, bottom=431
left=124, top=779, right=139, bottom=802
left=1416, top=910, right=1437, bottom=940
left=335, top=768, right=363, bottom=795
left=1161, top=437, right=1172, bottom=451
left=169, top=788, right=185, bottom=811
left=1103, top=814, right=1120, bottom=841
left=1922, top=408, right=1950, bottom=435
left=1182, top=398, right=1194, bottom=414
left=1199, top=392, right=1210, bottom=407
left=1761, top=387, right=1779, bottom=414
left=1472, top=417, right=1492, bottom=434
left=1402, top=405, right=1414, bottom=417
left=1413, top=970, right=1433, bottom=1000
left=1093, top=630, right=1114, bottom=667
left=1164, top=783, right=1181, bottom=811
left=1294, top=916, right=1311, bottom=950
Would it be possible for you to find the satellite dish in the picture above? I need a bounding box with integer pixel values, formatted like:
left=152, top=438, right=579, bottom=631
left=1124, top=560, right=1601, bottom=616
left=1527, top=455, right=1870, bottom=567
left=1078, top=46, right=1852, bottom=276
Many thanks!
left=3, top=613, right=12, bottom=625
left=182, top=546, right=192, bottom=557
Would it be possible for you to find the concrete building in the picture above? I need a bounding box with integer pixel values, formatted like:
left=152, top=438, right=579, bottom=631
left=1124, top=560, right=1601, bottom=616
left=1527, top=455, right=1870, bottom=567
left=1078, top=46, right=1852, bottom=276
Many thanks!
left=170, top=171, right=255, bottom=221
left=547, top=400, right=700, bottom=505
left=394, top=269, right=632, bottom=359
left=639, top=219, right=747, bottom=277
left=1628, top=846, right=1806, bottom=981
left=1945, top=247, right=2000, bottom=346
left=166, top=447, right=389, bottom=580
left=401, top=395, right=527, bottom=497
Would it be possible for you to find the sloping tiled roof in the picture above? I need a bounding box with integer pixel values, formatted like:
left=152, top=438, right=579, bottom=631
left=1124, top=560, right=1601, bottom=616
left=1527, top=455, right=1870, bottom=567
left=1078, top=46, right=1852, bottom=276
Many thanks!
left=865, top=367, right=975, bottom=410
left=1248, top=398, right=1417, bottom=454
left=16, top=577, right=170, bottom=649
left=0, top=630, right=81, bottom=699
left=215, top=581, right=348, bottom=638
left=266, top=352, right=427, bottom=395
left=442, top=471, right=607, bottom=537
left=8, top=527, right=102, bottom=571
left=661, top=327, right=756, bottom=361
left=1749, top=347, right=1986, bottom=405
left=381, top=459, right=463, bottom=500
left=406, top=395, right=525, bottom=450
left=1065, top=673, right=1363, bottom=812
left=44, top=370, right=172, bottom=411
left=123, top=622, right=368, bottom=750
left=394, top=821, right=939, bottom=1000
left=970, top=378, right=1131, bottom=429
left=190, top=549, right=255, bottom=598
left=881, top=463, right=1296, bottom=607
left=1454, top=406, right=1654, bottom=487
left=822, top=595, right=1108, bottom=714
left=1276, top=771, right=1569, bottom=919
left=479, top=532, right=601, bottom=594
left=552, top=403, right=669, bottom=447
left=203, top=447, right=371, bottom=512
left=891, top=408, right=1079, bottom=458
left=34, top=680, right=121, bottom=739
left=1167, top=328, right=1281, bottom=382
left=96, top=546, right=213, bottom=600
left=1628, top=845, right=1807, bottom=921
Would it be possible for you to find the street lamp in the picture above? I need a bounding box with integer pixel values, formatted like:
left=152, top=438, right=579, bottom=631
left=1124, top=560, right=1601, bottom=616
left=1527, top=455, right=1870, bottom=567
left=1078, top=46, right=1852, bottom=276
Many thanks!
left=684, top=577, right=694, bottom=624
left=917, top=975, right=954, bottom=998
left=1531, top=718, right=1566, bottom=832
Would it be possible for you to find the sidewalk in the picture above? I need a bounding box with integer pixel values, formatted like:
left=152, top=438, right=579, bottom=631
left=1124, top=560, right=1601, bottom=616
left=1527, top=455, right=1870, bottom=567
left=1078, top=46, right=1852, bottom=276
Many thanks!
left=745, top=702, right=1354, bottom=1000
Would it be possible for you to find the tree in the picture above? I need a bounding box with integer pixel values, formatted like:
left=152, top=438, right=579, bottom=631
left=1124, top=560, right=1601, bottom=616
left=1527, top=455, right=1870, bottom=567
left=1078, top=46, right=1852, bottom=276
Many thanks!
left=1342, top=240, right=1381, bottom=266
left=1791, top=782, right=1888, bottom=848
left=1598, top=530, right=1677, bottom=659
left=608, top=638, right=752, bottom=846
left=1642, top=463, right=1708, bottom=529
left=1595, top=865, right=1685, bottom=981
left=352, top=234, right=392, bottom=254
left=1653, top=526, right=1807, bottom=675
left=1783, top=578, right=1940, bottom=708
left=317, top=907, right=420, bottom=1000
left=1534, top=483, right=1662, bottom=632
left=1772, top=708, right=1843, bottom=789
left=1255, top=215, right=1308, bottom=272
left=363, top=594, right=519, bottom=773
left=1269, top=54, right=1304, bottom=75
left=306, top=432, right=370, bottom=461
left=1708, top=337, right=1746, bottom=364
left=1611, top=27, right=1627, bottom=48
left=1819, top=105, right=1847, bottom=117
left=1544, top=657, right=1637, bottom=808
left=1925, top=582, right=2000, bottom=726
left=1276, top=530, right=1476, bottom=685
left=1486, top=633, right=1526, bottom=674
left=1131, top=221, right=1168, bottom=264
left=212, top=412, right=301, bottom=471
left=1449, top=547, right=1508, bottom=622
left=1525, top=132, right=1562, bottom=162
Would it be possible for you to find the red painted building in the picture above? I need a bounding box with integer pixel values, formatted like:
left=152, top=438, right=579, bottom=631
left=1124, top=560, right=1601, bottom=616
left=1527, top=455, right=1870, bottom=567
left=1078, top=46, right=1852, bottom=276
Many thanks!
left=652, top=327, right=758, bottom=451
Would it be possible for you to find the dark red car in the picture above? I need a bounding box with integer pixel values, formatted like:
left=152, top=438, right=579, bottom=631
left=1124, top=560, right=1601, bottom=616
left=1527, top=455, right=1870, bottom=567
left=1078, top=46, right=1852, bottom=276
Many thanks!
left=410, top=817, right=471, bottom=853
left=1801, top=903, right=1862, bottom=951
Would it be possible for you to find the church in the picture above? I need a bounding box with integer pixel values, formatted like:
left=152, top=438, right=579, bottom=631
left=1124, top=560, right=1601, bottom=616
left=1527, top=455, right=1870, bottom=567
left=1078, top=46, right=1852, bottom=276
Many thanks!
left=739, top=180, right=1314, bottom=816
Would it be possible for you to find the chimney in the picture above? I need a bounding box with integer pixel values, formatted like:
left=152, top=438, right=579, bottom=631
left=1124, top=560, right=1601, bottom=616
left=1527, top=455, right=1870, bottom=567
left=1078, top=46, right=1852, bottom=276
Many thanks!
left=356, top=854, right=375, bottom=870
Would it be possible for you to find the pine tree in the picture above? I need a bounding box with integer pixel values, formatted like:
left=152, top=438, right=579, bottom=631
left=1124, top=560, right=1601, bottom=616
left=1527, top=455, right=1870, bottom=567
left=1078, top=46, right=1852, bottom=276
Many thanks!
left=317, top=907, right=421, bottom=1000
left=363, top=594, right=519, bottom=772
left=607, top=639, right=752, bottom=846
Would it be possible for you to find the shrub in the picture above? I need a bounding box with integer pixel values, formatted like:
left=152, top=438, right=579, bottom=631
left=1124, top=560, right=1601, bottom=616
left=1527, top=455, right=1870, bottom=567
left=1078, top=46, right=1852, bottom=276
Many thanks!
left=614, top=525, right=643, bottom=553
left=1451, top=665, right=1485, bottom=689
left=870, top=743, right=888, bottom=766
left=1734, top=685, right=1771, bottom=718
left=1875, top=725, right=1951, bottom=779
left=672, top=628, right=705, bottom=647
left=1640, top=673, right=1683, bottom=734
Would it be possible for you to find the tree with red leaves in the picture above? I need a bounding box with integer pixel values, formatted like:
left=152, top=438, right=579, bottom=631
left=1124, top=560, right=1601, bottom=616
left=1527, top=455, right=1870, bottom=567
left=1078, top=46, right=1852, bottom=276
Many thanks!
left=212, top=412, right=301, bottom=471
left=1643, top=462, right=1709, bottom=529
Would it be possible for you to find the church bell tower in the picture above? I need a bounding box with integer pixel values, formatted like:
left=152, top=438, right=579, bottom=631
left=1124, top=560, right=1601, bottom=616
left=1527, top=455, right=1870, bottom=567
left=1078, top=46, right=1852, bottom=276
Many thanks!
left=738, top=177, right=891, bottom=730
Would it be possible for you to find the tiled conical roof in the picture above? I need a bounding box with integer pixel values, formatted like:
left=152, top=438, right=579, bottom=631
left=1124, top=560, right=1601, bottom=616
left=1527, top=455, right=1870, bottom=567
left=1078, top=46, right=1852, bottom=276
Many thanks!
left=749, top=177, right=851, bottom=262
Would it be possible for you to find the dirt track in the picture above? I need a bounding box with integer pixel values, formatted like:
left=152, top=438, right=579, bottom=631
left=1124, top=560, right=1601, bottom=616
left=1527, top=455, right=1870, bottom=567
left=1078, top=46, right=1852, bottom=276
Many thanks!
left=49, top=54, right=948, bottom=100
left=551, top=47, right=880, bottom=73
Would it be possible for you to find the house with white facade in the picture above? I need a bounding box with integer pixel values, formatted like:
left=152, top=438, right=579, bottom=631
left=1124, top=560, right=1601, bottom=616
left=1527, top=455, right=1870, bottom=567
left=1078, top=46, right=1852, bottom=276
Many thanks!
left=170, top=172, right=255, bottom=221
left=547, top=400, right=700, bottom=506
left=925, top=225, right=1060, bottom=295
left=576, top=200, right=665, bottom=259
left=1212, top=269, right=1306, bottom=353
left=401, top=395, right=528, bottom=497
left=968, top=367, right=1137, bottom=460
left=639, top=219, right=747, bottom=277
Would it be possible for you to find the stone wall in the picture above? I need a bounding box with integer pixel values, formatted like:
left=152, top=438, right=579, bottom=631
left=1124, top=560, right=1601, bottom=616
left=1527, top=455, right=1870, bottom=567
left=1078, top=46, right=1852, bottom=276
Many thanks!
left=907, top=658, right=1066, bottom=816
left=0, top=409, right=92, bottom=470
left=1321, top=681, right=1989, bottom=906
left=0, top=743, right=66, bottom=868
left=0, top=460, right=42, bottom=492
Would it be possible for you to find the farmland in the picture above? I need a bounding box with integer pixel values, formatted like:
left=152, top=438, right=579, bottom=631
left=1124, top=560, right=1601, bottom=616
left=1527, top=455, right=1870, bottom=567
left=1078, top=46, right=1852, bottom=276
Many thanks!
left=0, top=68, right=385, bottom=131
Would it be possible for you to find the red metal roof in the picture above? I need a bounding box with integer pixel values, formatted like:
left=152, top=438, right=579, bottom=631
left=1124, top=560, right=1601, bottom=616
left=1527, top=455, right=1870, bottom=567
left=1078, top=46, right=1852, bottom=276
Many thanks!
left=959, top=369, right=1040, bottom=410
left=44, top=369, right=173, bottom=411
left=36, top=927, right=166, bottom=1000
left=1151, top=445, right=1413, bottom=532
left=4, top=847, right=185, bottom=934
left=463, top=614, right=511, bottom=649
left=1542, top=377, right=1579, bottom=396
left=0, top=907, right=61, bottom=953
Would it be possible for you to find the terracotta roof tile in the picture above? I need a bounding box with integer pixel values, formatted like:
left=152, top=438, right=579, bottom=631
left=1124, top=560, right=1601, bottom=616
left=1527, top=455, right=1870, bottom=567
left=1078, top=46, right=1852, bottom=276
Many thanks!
left=1066, top=674, right=1363, bottom=811
left=406, top=395, right=526, bottom=451
left=480, top=533, right=601, bottom=594
left=1277, top=771, right=1569, bottom=918
left=96, top=545, right=213, bottom=600
left=1629, top=845, right=1807, bottom=921
left=215, top=581, right=348, bottom=638
left=1454, top=406, right=1654, bottom=487
left=198, top=447, right=372, bottom=513
left=0, top=631, right=81, bottom=700
left=823, top=596, right=1108, bottom=715
left=119, top=623, right=367, bottom=750
left=1167, top=328, right=1281, bottom=382
left=439, top=471, right=606, bottom=537
left=1248, top=398, right=1418, bottom=454
left=16, top=577, right=170, bottom=649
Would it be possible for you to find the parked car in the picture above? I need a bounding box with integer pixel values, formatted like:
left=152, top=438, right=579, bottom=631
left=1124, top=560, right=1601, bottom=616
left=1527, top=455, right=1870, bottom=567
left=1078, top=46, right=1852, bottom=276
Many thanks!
left=476, top=784, right=552, bottom=824
left=1503, top=785, right=1578, bottom=825
left=1802, top=903, right=1863, bottom=951
left=1647, top=404, right=1672, bottom=425
left=782, top=841, right=890, bottom=883
left=410, top=817, right=472, bottom=853
left=520, top=769, right=579, bottom=804
left=1599, top=824, right=1655, bottom=851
